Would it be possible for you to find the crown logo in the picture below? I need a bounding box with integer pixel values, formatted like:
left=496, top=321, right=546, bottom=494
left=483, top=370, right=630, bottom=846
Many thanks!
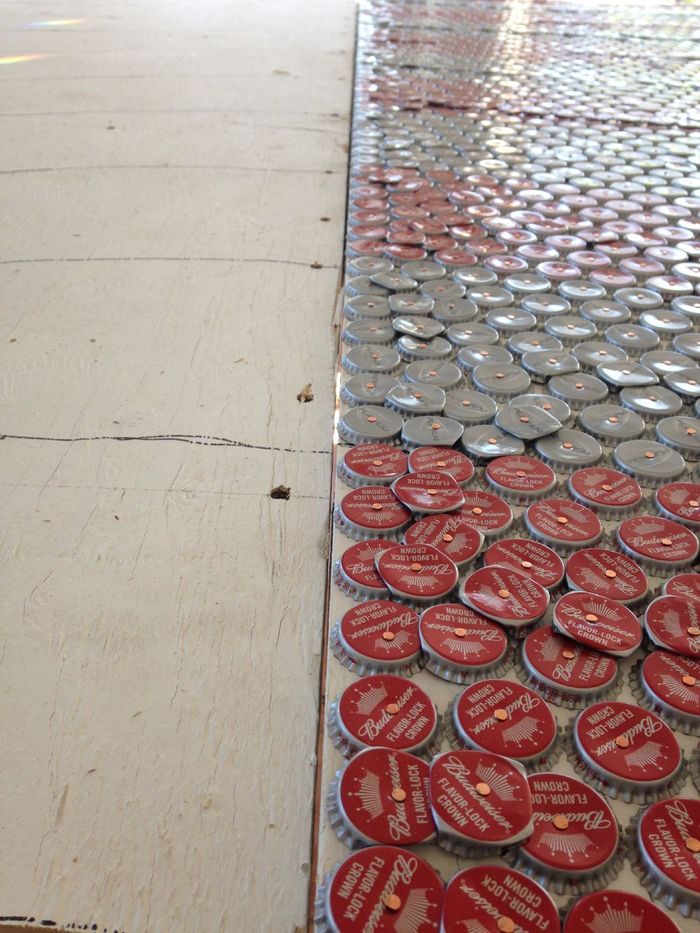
left=375, top=630, right=412, bottom=654
left=355, top=684, right=388, bottom=716
left=540, top=830, right=592, bottom=861
left=581, top=470, right=607, bottom=488
left=659, top=674, right=697, bottom=707
left=630, top=519, right=665, bottom=536
left=502, top=715, right=541, bottom=745
left=625, top=741, right=664, bottom=769
left=355, top=770, right=384, bottom=819
left=586, top=902, right=643, bottom=933
left=475, top=762, right=518, bottom=801
left=395, top=888, right=433, bottom=933
left=539, top=633, right=566, bottom=663
left=444, top=638, right=485, bottom=658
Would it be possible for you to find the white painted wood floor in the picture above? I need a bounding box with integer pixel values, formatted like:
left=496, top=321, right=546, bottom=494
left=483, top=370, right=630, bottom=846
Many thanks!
left=0, top=2, right=354, bottom=931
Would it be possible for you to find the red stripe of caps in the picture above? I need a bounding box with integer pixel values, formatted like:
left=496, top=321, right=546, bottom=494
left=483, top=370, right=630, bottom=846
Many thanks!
left=442, top=866, right=559, bottom=933
left=665, top=573, right=700, bottom=602
left=337, top=540, right=392, bottom=599
left=514, top=773, right=619, bottom=880
left=376, top=544, right=459, bottom=602
left=552, top=592, right=642, bottom=658
left=639, top=651, right=700, bottom=731
left=636, top=798, right=700, bottom=916
left=338, top=601, right=420, bottom=668
left=616, top=516, right=700, bottom=574
left=485, top=455, right=557, bottom=501
left=429, top=750, right=533, bottom=849
left=391, top=470, right=465, bottom=515
left=656, top=481, right=700, bottom=528
left=568, top=467, right=643, bottom=516
left=645, top=595, right=700, bottom=657
left=419, top=604, right=508, bottom=677
left=459, top=566, right=549, bottom=628
left=407, top=446, right=475, bottom=487
left=324, top=846, right=443, bottom=932
left=455, top=489, right=514, bottom=538
left=564, top=891, right=681, bottom=933
left=336, top=675, right=438, bottom=755
left=572, top=701, right=682, bottom=795
left=521, top=626, right=619, bottom=702
left=340, top=445, right=408, bottom=486
left=525, top=498, right=603, bottom=551
left=334, top=748, right=435, bottom=846
left=453, top=679, right=558, bottom=766
left=337, top=486, right=412, bottom=537
left=565, top=547, right=649, bottom=606
left=483, top=538, right=565, bottom=591
left=403, top=514, right=482, bottom=570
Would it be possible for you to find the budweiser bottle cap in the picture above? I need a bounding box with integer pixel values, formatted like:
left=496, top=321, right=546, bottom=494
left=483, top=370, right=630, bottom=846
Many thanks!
left=419, top=603, right=510, bottom=683
left=407, top=446, right=475, bottom=487
left=524, top=497, right=603, bottom=553
left=566, top=547, right=649, bottom=606
left=655, top=482, right=700, bottom=529
left=632, top=650, right=700, bottom=736
left=664, top=573, right=700, bottom=603
left=334, top=486, right=412, bottom=541
left=442, top=865, right=559, bottom=933
left=645, top=594, right=700, bottom=657
left=483, top=538, right=565, bottom=591
left=338, top=444, right=408, bottom=489
left=376, top=544, right=459, bottom=604
left=615, top=515, right=700, bottom=576
left=335, top=540, right=392, bottom=601
left=552, top=591, right=642, bottom=657
left=332, top=601, right=421, bottom=676
left=456, top=490, right=514, bottom=540
left=563, top=890, right=681, bottom=933
left=391, top=470, right=465, bottom=515
left=404, top=514, right=482, bottom=573
left=485, top=455, right=557, bottom=505
left=459, top=565, right=550, bottom=631
left=567, top=467, right=643, bottom=518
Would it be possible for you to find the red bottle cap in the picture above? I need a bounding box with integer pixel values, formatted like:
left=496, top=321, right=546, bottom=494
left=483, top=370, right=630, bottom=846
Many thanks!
left=391, top=470, right=465, bottom=514
left=323, top=846, right=443, bottom=933
left=429, top=750, right=533, bottom=853
left=419, top=603, right=509, bottom=682
left=568, top=467, right=643, bottom=517
left=407, top=446, right=475, bottom=487
left=572, top=701, right=683, bottom=801
left=331, top=748, right=435, bottom=846
left=665, top=573, right=700, bottom=603
left=566, top=547, right=649, bottom=606
left=655, top=481, right=700, bottom=528
left=376, top=544, right=459, bottom=603
left=456, top=489, right=514, bottom=539
left=339, top=444, right=408, bottom=488
left=483, top=538, right=565, bottom=591
left=334, top=601, right=421, bottom=674
left=645, top=594, right=700, bottom=657
left=564, top=890, right=681, bottom=933
left=451, top=679, right=558, bottom=768
left=335, top=540, right=392, bottom=600
left=635, top=797, right=700, bottom=918
left=616, top=516, right=700, bottom=575
left=334, top=674, right=438, bottom=757
left=404, top=514, right=483, bottom=571
left=460, top=566, right=550, bottom=629
left=525, top=498, right=603, bottom=552
left=485, top=455, right=557, bottom=503
left=507, top=773, right=620, bottom=892
left=637, top=651, right=700, bottom=734
left=336, top=487, right=412, bottom=540
left=520, top=626, right=620, bottom=708
left=442, top=865, right=559, bottom=933
left=552, top=592, right=642, bottom=657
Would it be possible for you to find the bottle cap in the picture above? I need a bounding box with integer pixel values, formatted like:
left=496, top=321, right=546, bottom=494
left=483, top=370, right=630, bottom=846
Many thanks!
left=402, top=259, right=446, bottom=282
left=456, top=489, right=514, bottom=540
left=613, top=440, right=686, bottom=487
left=596, top=359, right=659, bottom=389
left=569, top=700, right=684, bottom=803
left=335, top=540, right=393, bottom=602
left=655, top=482, right=700, bottom=528
left=419, top=603, right=510, bottom=684
left=483, top=538, right=565, bottom=592
left=504, top=772, right=622, bottom=895
left=471, top=362, right=532, bottom=401
left=620, top=386, right=684, bottom=423
left=579, top=404, right=646, bottom=445
left=404, top=513, right=482, bottom=573
left=616, top=516, right=699, bottom=575
left=507, top=332, right=563, bottom=358
left=641, top=351, right=695, bottom=381
left=344, top=294, right=392, bottom=321
left=631, top=797, right=700, bottom=922
left=338, top=406, right=405, bottom=447
left=329, top=674, right=440, bottom=759
left=605, top=323, right=660, bottom=356
left=432, top=297, right=478, bottom=325
left=376, top=544, right=459, bottom=604
left=346, top=256, right=393, bottom=278
left=535, top=429, right=603, bottom=473
left=548, top=373, right=609, bottom=410
left=388, top=294, right=434, bottom=316
left=334, top=487, right=412, bottom=541
left=391, top=315, right=444, bottom=340
left=631, top=651, right=700, bottom=736
left=443, top=388, right=498, bottom=424
left=328, top=748, right=435, bottom=848
left=567, top=467, right=643, bottom=517
left=385, top=383, right=446, bottom=417
left=455, top=344, right=514, bottom=372
left=580, top=298, right=631, bottom=326
left=485, top=309, right=537, bottom=339
left=495, top=403, right=563, bottom=441
left=447, top=323, right=500, bottom=352
left=656, top=416, right=700, bottom=460
left=663, top=367, right=700, bottom=403
left=442, top=866, right=559, bottom=933
left=552, top=591, right=642, bottom=657
left=459, top=565, right=550, bottom=631
left=510, top=393, right=572, bottom=426
left=645, top=594, right=700, bottom=657
left=572, top=340, right=628, bottom=374
left=421, top=279, right=466, bottom=301
left=315, top=845, right=443, bottom=933
left=338, top=445, right=408, bottom=488
left=563, top=890, right=681, bottom=933
left=345, top=274, right=388, bottom=299
left=340, top=374, right=399, bottom=407
left=401, top=415, right=465, bottom=451
left=673, top=333, right=700, bottom=362
left=545, top=315, right=597, bottom=346
left=396, top=335, right=453, bottom=364
left=343, top=319, right=396, bottom=347
left=407, top=446, right=474, bottom=488
left=664, top=573, right=700, bottom=602
left=448, top=679, right=559, bottom=772
left=403, top=360, right=463, bottom=390
left=343, top=345, right=403, bottom=376
left=429, top=750, right=533, bottom=857
left=641, top=308, right=693, bottom=340
left=524, top=497, right=603, bottom=553
left=460, top=425, right=526, bottom=461
left=332, top=600, right=421, bottom=675
left=391, top=471, right=465, bottom=515
left=485, top=456, right=557, bottom=504
left=521, top=349, right=580, bottom=383
left=566, top=547, right=649, bottom=606
left=371, top=271, right=419, bottom=292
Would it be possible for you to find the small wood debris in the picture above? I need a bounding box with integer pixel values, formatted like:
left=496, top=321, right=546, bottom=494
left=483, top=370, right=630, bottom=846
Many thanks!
left=296, top=383, right=314, bottom=403
left=270, top=485, right=291, bottom=500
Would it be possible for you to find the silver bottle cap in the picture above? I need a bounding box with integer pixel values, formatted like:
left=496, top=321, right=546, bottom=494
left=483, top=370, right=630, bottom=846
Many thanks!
left=656, top=416, right=700, bottom=460
left=521, top=292, right=571, bottom=322
left=337, top=405, right=404, bottom=445
left=619, top=386, right=684, bottom=422
left=471, top=362, right=531, bottom=401
left=343, top=294, right=392, bottom=321
left=446, top=322, right=499, bottom=349
left=613, top=439, right=686, bottom=487
left=456, top=344, right=514, bottom=372
left=579, top=404, right=646, bottom=444
left=340, top=374, right=399, bottom=407
left=673, top=333, right=700, bottom=362
left=432, top=297, right=478, bottom=324
left=401, top=415, right=465, bottom=450
left=401, top=259, right=446, bottom=281
left=346, top=256, right=393, bottom=278
left=536, top=429, right=603, bottom=473
left=579, top=298, right=631, bottom=326
left=596, top=359, right=659, bottom=388
left=485, top=308, right=537, bottom=335
left=342, top=319, right=395, bottom=346
left=385, top=383, right=446, bottom=416
left=403, top=360, right=463, bottom=390
left=507, top=332, right=563, bottom=358
left=510, top=393, right=572, bottom=425
left=453, top=266, right=498, bottom=287
left=343, top=345, right=402, bottom=375
left=521, top=349, right=580, bottom=383
left=345, top=274, right=388, bottom=298
left=444, top=389, right=498, bottom=425
left=370, top=270, right=419, bottom=292
left=495, top=403, right=563, bottom=440
left=664, top=367, right=700, bottom=401
left=640, top=350, right=694, bottom=379
left=420, top=279, right=466, bottom=301
left=388, top=293, right=434, bottom=316
left=605, top=323, right=660, bottom=356
left=640, top=309, right=692, bottom=339
left=396, top=334, right=453, bottom=362
left=392, top=315, right=444, bottom=339
left=461, top=425, right=526, bottom=460
left=572, top=341, right=628, bottom=373
left=549, top=373, right=609, bottom=409
left=545, top=315, right=598, bottom=346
